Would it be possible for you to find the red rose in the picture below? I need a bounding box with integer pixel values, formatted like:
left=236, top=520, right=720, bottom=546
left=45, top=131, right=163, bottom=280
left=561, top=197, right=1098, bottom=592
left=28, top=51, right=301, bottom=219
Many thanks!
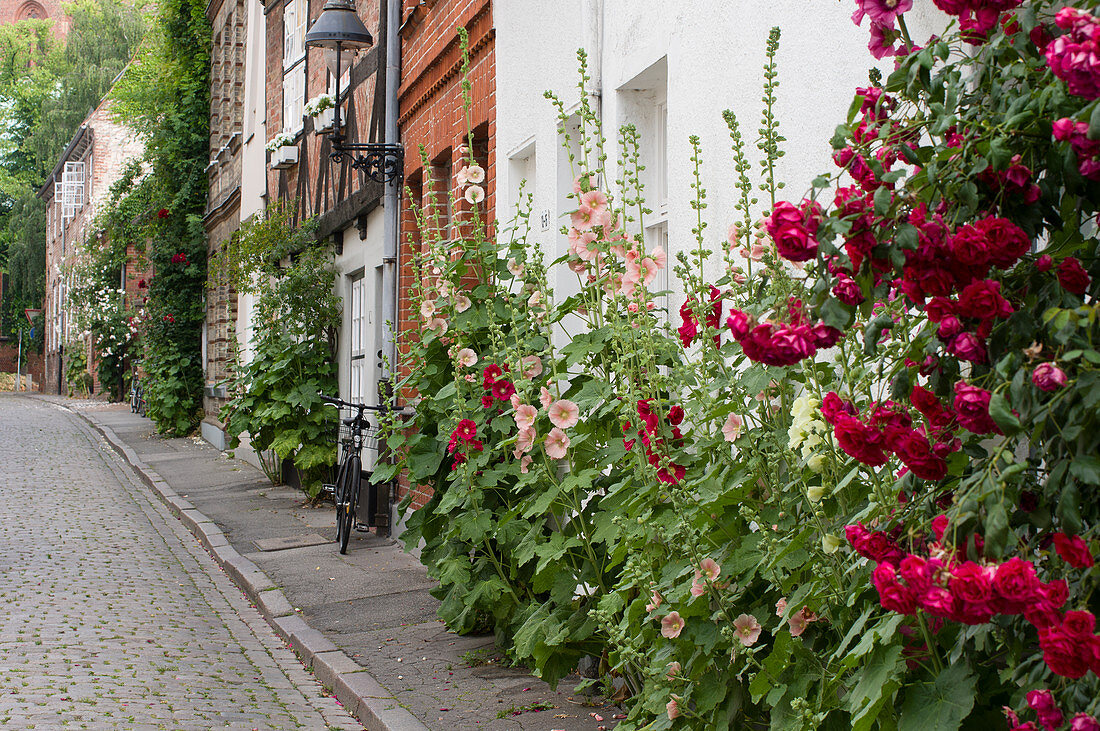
left=1057, top=256, right=1091, bottom=295
left=832, top=273, right=865, bottom=305
left=949, top=561, right=995, bottom=618
left=957, top=279, right=1014, bottom=321
left=992, top=557, right=1041, bottom=613
left=948, top=332, right=988, bottom=363
left=1039, top=626, right=1092, bottom=678
left=892, top=429, right=948, bottom=481
left=157, top=208, right=169, bottom=218
left=953, top=382, right=1001, bottom=435
left=832, top=414, right=889, bottom=466
left=874, top=562, right=918, bottom=614
left=937, top=315, right=963, bottom=341
left=1053, top=533, right=1094, bottom=568
left=918, top=585, right=957, bottom=618
left=766, top=200, right=822, bottom=262
left=976, top=217, right=1030, bottom=270
left=1035, top=253, right=1053, bottom=271
left=1063, top=610, right=1096, bottom=637
left=1070, top=714, right=1100, bottom=731
left=1032, top=362, right=1069, bottom=392
left=821, top=392, right=853, bottom=422
left=726, top=309, right=753, bottom=339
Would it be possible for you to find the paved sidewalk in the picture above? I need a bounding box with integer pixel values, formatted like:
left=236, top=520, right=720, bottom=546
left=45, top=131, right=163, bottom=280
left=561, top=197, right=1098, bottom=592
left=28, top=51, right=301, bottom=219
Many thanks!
left=44, top=396, right=622, bottom=731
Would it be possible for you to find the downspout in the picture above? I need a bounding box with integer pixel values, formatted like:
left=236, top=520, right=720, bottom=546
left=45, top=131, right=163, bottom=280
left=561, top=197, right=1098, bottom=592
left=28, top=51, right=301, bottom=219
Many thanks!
left=381, top=0, right=400, bottom=400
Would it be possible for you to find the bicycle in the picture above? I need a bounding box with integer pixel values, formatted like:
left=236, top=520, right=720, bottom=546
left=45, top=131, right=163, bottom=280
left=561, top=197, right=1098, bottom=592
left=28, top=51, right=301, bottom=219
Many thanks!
left=129, top=375, right=146, bottom=416
left=319, top=393, right=388, bottom=554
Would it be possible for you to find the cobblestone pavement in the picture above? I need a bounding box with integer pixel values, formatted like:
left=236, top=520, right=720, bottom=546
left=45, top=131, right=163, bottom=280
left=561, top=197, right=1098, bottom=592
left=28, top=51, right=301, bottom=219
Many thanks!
left=0, top=395, right=363, bottom=730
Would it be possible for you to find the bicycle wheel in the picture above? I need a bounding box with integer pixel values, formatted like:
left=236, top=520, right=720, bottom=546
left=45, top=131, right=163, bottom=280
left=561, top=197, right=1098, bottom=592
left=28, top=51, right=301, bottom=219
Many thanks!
left=332, top=459, right=350, bottom=545
left=339, top=455, right=361, bottom=555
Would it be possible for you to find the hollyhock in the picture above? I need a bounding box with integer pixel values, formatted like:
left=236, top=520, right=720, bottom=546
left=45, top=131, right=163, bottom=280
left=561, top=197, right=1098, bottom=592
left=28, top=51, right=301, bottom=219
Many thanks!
left=464, top=164, right=485, bottom=184
left=545, top=427, right=570, bottom=459
left=157, top=207, right=169, bottom=218
left=690, top=576, right=707, bottom=598
left=456, top=348, right=478, bottom=368
left=491, top=380, right=516, bottom=402
left=548, top=399, right=580, bottom=429
left=507, top=258, right=524, bottom=277
left=852, top=0, right=913, bottom=27
left=775, top=597, right=788, bottom=616
left=453, top=294, right=472, bottom=313
left=732, top=613, right=762, bottom=646
left=514, top=404, right=537, bottom=431
left=788, top=606, right=819, bottom=637
left=650, top=246, right=667, bottom=270
left=520, top=355, right=543, bottom=379
left=666, top=697, right=681, bottom=721
left=953, top=382, right=1001, bottom=435
left=1053, top=533, right=1094, bottom=569
left=464, top=185, right=485, bottom=204
left=519, top=455, right=532, bottom=473
left=1057, top=256, right=1091, bottom=295
left=646, top=590, right=663, bottom=613
left=453, top=419, right=477, bottom=442
left=514, top=427, right=536, bottom=458
left=539, top=387, right=553, bottom=410
left=699, top=558, right=721, bottom=581
left=722, top=413, right=743, bottom=442
left=666, top=661, right=680, bottom=679
left=661, top=611, right=685, bottom=639
left=1032, top=362, right=1068, bottom=392
left=483, top=363, right=503, bottom=388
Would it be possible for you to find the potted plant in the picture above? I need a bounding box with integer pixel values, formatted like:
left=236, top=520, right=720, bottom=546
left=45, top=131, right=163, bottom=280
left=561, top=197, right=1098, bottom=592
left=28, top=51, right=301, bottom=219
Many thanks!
left=266, top=131, right=298, bottom=169
left=305, top=93, right=337, bottom=133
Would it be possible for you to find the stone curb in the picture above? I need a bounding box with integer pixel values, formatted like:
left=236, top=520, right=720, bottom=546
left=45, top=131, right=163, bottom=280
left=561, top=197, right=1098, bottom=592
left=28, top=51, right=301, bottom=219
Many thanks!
left=66, top=403, right=430, bottom=731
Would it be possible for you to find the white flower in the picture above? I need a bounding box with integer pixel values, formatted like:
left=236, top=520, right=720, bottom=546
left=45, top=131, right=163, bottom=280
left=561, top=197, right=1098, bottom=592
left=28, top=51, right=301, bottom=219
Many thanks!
left=453, top=294, right=472, bottom=313
left=507, top=258, right=524, bottom=278
left=464, top=185, right=485, bottom=204
left=465, top=165, right=485, bottom=184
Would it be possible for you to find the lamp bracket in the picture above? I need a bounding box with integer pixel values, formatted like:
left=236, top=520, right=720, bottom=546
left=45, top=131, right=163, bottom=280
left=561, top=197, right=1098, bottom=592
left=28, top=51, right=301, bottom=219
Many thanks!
left=330, top=141, right=403, bottom=184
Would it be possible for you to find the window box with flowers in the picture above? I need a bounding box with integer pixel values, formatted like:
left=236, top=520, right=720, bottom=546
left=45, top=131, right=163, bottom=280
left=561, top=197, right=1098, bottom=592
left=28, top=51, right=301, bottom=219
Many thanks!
left=266, top=132, right=299, bottom=169
left=305, top=94, right=338, bottom=133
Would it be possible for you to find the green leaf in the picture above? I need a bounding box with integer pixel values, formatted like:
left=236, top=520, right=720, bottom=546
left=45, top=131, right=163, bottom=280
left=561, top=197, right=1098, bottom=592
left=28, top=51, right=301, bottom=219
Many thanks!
left=1089, top=100, right=1100, bottom=141
left=988, top=393, right=1021, bottom=436
left=1069, top=455, right=1100, bottom=484
left=846, top=644, right=903, bottom=730
left=897, top=663, right=977, bottom=731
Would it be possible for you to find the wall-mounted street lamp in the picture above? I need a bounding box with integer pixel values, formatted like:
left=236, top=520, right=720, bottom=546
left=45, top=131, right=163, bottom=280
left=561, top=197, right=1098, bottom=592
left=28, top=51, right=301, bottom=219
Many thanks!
left=304, top=0, right=403, bottom=184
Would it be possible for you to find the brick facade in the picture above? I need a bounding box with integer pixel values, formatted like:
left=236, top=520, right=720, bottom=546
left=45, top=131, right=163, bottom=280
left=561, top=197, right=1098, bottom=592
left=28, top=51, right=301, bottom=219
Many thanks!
left=395, top=0, right=494, bottom=509
left=203, top=0, right=248, bottom=425
left=39, top=101, right=146, bottom=396
left=0, top=0, right=70, bottom=40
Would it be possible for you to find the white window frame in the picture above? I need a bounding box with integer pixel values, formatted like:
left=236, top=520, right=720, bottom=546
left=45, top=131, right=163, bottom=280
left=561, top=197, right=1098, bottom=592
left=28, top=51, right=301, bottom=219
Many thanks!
left=349, top=275, right=365, bottom=403
left=282, top=0, right=306, bottom=134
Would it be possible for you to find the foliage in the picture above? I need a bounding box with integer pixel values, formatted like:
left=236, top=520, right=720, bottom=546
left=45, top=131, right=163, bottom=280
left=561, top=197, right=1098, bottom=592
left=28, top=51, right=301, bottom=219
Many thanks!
left=64, top=341, right=92, bottom=397
left=394, top=7, right=1100, bottom=730
left=217, top=205, right=343, bottom=497
left=100, top=0, right=209, bottom=434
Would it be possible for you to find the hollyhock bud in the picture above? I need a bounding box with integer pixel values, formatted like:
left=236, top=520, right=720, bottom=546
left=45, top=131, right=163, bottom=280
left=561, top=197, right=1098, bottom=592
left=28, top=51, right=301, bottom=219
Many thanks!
left=1032, top=362, right=1068, bottom=392
left=1057, top=256, right=1091, bottom=295
left=1053, top=533, right=1094, bottom=568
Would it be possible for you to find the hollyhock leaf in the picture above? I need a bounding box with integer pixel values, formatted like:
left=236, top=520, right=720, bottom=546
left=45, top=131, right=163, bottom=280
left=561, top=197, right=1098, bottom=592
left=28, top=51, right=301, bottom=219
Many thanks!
left=897, top=663, right=976, bottom=731
left=988, top=393, right=1022, bottom=435
left=846, top=644, right=904, bottom=729
left=1089, top=100, right=1100, bottom=141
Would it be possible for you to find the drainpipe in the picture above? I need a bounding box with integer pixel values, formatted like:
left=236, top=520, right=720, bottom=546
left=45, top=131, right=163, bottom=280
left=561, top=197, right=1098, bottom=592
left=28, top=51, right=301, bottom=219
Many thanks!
left=380, top=0, right=400, bottom=402
left=582, top=0, right=604, bottom=183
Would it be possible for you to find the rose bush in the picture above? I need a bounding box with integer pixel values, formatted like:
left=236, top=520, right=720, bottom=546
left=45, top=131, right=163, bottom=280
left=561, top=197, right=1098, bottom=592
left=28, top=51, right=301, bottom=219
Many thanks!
left=392, top=6, right=1099, bottom=729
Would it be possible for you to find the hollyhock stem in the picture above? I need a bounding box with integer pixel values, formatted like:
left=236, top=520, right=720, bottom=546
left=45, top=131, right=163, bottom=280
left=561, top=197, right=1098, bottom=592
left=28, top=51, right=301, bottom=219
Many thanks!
left=897, top=15, right=914, bottom=53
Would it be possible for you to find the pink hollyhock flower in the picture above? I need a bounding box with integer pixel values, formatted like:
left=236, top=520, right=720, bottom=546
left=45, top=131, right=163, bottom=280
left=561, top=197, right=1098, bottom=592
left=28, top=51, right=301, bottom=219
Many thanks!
left=539, top=387, right=553, bottom=410
left=690, top=577, right=706, bottom=598
left=520, top=355, right=543, bottom=379
left=1053, top=533, right=1094, bottom=568
left=699, top=558, right=721, bottom=581
left=464, top=185, right=485, bottom=204
left=661, top=611, right=685, bottom=639
left=732, top=613, right=762, bottom=646
left=453, top=294, right=472, bottom=313
left=519, top=455, right=532, bottom=474
left=514, top=404, right=537, bottom=431
left=457, top=348, right=478, bottom=368
left=646, top=590, right=663, bottom=613
left=510, top=393, right=522, bottom=410
left=650, top=246, right=667, bottom=270
left=548, top=400, right=579, bottom=429
left=544, top=427, right=570, bottom=459
left=788, top=606, right=819, bottom=637
left=722, top=413, right=743, bottom=442
left=852, top=0, right=913, bottom=28
left=513, top=426, right=536, bottom=457
left=665, top=661, right=680, bottom=679
left=775, top=597, right=788, bottom=617
left=666, top=696, right=680, bottom=720
left=1032, top=362, right=1068, bottom=392
left=455, top=167, right=470, bottom=185
left=637, top=258, right=659, bottom=287
left=465, top=164, right=486, bottom=184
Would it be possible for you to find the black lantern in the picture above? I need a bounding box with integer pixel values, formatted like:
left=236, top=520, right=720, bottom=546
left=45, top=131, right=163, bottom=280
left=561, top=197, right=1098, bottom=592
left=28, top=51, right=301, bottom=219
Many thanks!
left=305, top=0, right=402, bottom=184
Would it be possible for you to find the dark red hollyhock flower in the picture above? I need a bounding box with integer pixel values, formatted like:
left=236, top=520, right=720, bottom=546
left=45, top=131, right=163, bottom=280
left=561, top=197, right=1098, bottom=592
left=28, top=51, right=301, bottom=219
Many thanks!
left=157, top=208, right=169, bottom=218
left=1053, top=533, right=1094, bottom=569
left=491, top=379, right=516, bottom=402
left=452, top=419, right=477, bottom=442
left=482, top=364, right=503, bottom=388
left=1057, top=256, right=1091, bottom=295
left=138, top=279, right=147, bottom=289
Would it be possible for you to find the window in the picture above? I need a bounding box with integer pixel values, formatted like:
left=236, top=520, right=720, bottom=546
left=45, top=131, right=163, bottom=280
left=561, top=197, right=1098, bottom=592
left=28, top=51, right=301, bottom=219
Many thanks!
left=430, top=151, right=452, bottom=243
left=281, top=0, right=306, bottom=134
left=349, top=275, right=365, bottom=403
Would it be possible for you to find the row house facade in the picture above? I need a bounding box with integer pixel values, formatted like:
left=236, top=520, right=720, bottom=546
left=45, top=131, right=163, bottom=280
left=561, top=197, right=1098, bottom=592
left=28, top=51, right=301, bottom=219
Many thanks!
left=204, top=0, right=493, bottom=531
left=38, top=99, right=145, bottom=396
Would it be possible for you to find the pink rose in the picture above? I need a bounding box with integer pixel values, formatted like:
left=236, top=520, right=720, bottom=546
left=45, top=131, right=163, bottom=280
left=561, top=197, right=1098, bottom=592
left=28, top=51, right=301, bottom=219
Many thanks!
left=948, top=332, right=987, bottom=363
left=1071, top=714, right=1100, bottom=731
left=1032, top=363, right=1068, bottom=392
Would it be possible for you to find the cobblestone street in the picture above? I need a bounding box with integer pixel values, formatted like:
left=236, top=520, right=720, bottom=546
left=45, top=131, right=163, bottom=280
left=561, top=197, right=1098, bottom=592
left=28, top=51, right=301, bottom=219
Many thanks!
left=0, top=395, right=362, bottom=730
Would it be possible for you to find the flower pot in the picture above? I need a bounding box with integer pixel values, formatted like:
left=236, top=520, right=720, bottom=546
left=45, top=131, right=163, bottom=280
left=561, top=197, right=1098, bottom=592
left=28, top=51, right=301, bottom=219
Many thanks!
left=271, top=144, right=298, bottom=169
left=314, top=106, right=336, bottom=133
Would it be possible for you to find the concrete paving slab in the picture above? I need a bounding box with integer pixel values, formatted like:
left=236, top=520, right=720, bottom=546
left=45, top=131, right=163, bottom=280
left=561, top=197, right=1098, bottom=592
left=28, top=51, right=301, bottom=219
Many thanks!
left=254, top=533, right=331, bottom=552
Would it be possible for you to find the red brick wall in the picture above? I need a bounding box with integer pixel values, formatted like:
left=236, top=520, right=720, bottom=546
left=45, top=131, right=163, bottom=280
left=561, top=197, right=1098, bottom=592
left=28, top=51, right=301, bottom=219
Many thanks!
left=396, top=0, right=494, bottom=510
left=0, top=0, right=71, bottom=40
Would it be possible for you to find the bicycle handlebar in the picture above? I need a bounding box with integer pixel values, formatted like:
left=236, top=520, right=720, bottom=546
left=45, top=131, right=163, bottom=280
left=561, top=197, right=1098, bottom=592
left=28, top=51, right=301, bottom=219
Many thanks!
left=318, top=393, right=389, bottom=412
